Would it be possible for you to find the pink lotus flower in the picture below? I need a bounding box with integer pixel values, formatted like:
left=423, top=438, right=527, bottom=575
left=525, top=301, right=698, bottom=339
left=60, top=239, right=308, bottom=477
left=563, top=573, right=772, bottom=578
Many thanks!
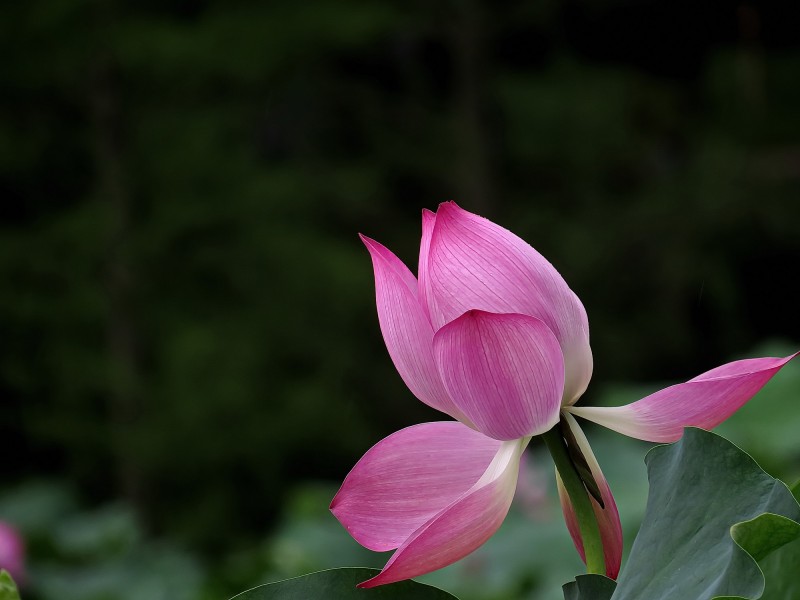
left=330, top=201, right=795, bottom=587
left=0, top=521, right=25, bottom=585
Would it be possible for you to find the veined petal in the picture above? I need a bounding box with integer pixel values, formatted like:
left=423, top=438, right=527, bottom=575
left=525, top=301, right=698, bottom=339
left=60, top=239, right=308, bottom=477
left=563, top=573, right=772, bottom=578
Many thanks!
left=361, top=234, right=469, bottom=421
left=417, top=208, right=436, bottom=320
left=555, top=413, right=622, bottom=579
left=567, top=353, right=798, bottom=443
left=331, top=422, right=501, bottom=552
left=433, top=310, right=563, bottom=440
left=359, top=437, right=528, bottom=588
left=425, top=202, right=593, bottom=404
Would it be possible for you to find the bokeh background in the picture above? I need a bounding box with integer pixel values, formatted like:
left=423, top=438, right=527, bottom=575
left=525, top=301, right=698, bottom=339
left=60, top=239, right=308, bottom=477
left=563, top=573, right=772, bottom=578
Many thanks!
left=2, top=1, right=799, bottom=598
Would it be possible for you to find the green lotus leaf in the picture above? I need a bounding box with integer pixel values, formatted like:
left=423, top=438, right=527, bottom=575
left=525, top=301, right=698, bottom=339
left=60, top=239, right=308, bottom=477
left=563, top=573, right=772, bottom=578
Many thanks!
left=562, top=429, right=800, bottom=600
left=562, top=574, right=616, bottom=600
left=611, top=428, right=800, bottom=600
left=719, top=510, right=800, bottom=600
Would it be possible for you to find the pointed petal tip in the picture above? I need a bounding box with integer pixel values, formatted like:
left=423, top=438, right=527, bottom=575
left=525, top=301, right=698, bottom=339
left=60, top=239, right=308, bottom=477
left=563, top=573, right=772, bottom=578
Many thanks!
left=361, top=230, right=471, bottom=420
left=691, top=351, right=798, bottom=382
left=356, top=577, right=378, bottom=589
left=359, top=234, right=399, bottom=260
left=774, top=350, right=797, bottom=365
left=329, top=489, right=354, bottom=538
left=569, top=352, right=798, bottom=443
left=435, top=199, right=463, bottom=216
left=358, top=232, right=378, bottom=250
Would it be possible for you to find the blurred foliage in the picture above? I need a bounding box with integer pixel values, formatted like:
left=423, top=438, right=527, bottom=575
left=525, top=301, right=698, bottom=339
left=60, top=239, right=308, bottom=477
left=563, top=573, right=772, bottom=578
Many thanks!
left=1, top=343, right=797, bottom=599
left=1, top=0, right=799, bottom=587
left=257, top=346, right=800, bottom=600
left=0, top=482, right=207, bottom=600
left=0, top=571, right=21, bottom=600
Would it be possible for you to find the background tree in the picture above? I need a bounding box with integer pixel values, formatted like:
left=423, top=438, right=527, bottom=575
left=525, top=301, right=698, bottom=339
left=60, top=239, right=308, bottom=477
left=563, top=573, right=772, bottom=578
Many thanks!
left=1, top=0, right=798, bottom=558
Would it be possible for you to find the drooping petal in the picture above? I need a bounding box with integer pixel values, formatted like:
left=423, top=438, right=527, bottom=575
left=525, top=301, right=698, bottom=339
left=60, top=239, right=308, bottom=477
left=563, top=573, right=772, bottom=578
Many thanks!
left=567, top=353, right=798, bottom=443
left=425, top=201, right=593, bottom=404
left=555, top=413, right=622, bottom=579
left=331, top=422, right=501, bottom=552
left=359, top=437, right=528, bottom=588
left=361, top=234, right=469, bottom=422
left=433, top=310, right=564, bottom=440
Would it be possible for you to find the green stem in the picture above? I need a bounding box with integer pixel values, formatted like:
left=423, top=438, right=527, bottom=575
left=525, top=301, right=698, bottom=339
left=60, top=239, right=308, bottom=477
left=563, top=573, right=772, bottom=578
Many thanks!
left=542, top=425, right=606, bottom=575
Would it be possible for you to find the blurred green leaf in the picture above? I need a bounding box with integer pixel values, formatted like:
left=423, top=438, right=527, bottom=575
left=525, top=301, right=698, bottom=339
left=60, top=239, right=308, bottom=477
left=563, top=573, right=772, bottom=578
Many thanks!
left=0, top=482, right=206, bottom=600
left=0, top=571, right=20, bottom=600
left=231, top=568, right=457, bottom=599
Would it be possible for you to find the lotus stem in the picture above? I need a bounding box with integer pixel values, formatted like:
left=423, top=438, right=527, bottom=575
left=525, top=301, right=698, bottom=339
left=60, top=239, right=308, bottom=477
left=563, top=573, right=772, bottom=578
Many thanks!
left=542, top=425, right=606, bottom=575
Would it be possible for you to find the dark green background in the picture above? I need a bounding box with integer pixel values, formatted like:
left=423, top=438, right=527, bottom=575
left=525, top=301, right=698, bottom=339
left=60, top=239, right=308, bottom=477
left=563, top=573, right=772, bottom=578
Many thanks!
left=1, top=0, right=798, bottom=597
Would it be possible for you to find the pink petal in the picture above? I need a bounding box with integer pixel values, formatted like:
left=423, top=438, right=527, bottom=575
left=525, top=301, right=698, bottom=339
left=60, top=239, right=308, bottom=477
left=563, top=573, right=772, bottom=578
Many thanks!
left=359, top=437, right=528, bottom=588
left=555, top=413, right=622, bottom=579
left=433, top=310, right=564, bottom=440
left=417, top=208, right=436, bottom=321
left=330, top=422, right=501, bottom=552
left=0, top=521, right=25, bottom=584
left=567, top=353, right=798, bottom=443
left=361, top=234, right=470, bottom=422
left=424, top=202, right=593, bottom=404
